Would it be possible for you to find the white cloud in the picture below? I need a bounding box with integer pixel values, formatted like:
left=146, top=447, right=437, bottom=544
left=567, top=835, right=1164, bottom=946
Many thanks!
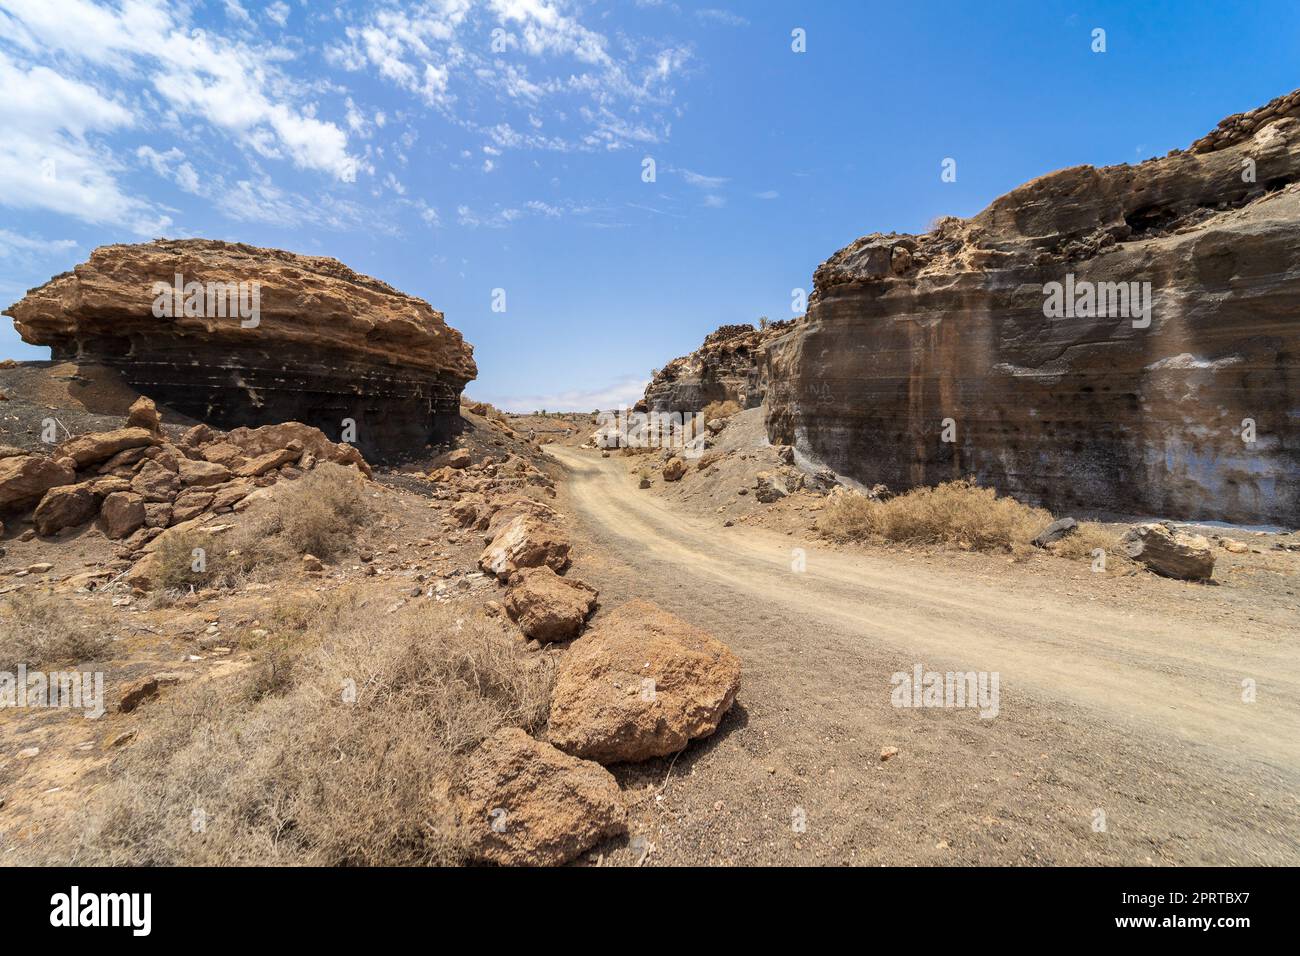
left=0, top=0, right=362, bottom=182
left=755, top=189, right=779, bottom=200
left=680, top=168, right=728, bottom=189
left=487, top=374, right=650, bottom=413
left=0, top=50, right=167, bottom=234
left=265, top=1, right=289, bottom=27
left=694, top=8, right=748, bottom=27
left=0, top=228, right=77, bottom=256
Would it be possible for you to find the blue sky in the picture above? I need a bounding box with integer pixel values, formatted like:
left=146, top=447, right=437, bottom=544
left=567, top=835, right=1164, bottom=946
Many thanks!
left=1, top=0, right=1297, bottom=411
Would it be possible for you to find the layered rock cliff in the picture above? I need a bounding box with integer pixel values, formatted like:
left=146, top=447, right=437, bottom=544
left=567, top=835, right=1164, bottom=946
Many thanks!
left=5, top=240, right=476, bottom=462
left=643, top=320, right=793, bottom=412
left=764, top=89, right=1300, bottom=525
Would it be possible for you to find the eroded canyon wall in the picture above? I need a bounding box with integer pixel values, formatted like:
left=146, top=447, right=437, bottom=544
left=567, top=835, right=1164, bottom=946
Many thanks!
left=5, top=240, right=476, bottom=462
left=763, top=90, right=1300, bottom=525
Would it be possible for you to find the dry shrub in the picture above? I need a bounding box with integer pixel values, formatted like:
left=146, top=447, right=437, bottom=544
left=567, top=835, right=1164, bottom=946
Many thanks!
left=1049, top=521, right=1122, bottom=561
left=150, top=529, right=218, bottom=590
left=818, top=479, right=1050, bottom=552
left=226, top=463, right=369, bottom=573
left=0, top=590, right=112, bottom=668
left=60, top=596, right=552, bottom=866
left=702, top=399, right=742, bottom=422
left=817, top=479, right=1122, bottom=561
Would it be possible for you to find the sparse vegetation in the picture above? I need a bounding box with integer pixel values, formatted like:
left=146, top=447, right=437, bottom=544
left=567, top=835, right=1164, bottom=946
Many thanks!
left=60, top=595, right=553, bottom=866
left=817, top=479, right=1117, bottom=558
left=702, top=399, right=742, bottom=421
left=0, top=590, right=113, bottom=669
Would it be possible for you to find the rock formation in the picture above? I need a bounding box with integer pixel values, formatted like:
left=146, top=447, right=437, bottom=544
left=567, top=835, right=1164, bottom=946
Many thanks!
left=763, top=89, right=1300, bottom=525
left=5, top=240, right=476, bottom=463
left=643, top=321, right=793, bottom=412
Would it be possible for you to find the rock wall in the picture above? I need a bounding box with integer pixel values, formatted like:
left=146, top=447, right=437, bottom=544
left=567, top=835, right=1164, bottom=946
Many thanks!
left=5, top=240, right=476, bottom=463
left=764, top=90, right=1300, bottom=525
left=644, top=321, right=793, bottom=412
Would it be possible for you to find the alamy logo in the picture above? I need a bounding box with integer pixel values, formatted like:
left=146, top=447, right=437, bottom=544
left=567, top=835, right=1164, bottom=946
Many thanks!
left=151, top=273, right=261, bottom=328
left=50, top=886, right=151, bottom=936
left=1042, top=273, right=1151, bottom=329
left=593, top=407, right=707, bottom=459
left=890, top=663, right=1000, bottom=718
left=0, top=666, right=104, bottom=719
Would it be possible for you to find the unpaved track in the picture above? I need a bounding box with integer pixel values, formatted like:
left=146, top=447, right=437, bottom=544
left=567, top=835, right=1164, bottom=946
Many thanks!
left=546, top=445, right=1300, bottom=866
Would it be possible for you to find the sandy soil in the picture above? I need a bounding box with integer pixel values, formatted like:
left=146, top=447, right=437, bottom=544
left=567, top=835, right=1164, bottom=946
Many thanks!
left=546, top=442, right=1300, bottom=866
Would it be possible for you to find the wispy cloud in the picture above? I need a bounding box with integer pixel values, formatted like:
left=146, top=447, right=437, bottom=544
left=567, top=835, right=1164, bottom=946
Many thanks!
left=487, top=373, right=650, bottom=413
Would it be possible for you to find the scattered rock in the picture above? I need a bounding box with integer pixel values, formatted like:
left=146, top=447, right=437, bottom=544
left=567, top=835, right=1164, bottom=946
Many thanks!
left=126, top=396, right=161, bottom=432
left=1121, top=523, right=1215, bottom=580
left=33, top=484, right=98, bottom=535
left=504, top=566, right=598, bottom=643
left=754, top=471, right=788, bottom=503
left=662, top=457, right=687, bottom=482
left=118, top=676, right=162, bottom=713
left=1032, top=517, right=1079, bottom=549
left=446, top=448, right=472, bottom=469
left=58, top=427, right=158, bottom=468
left=0, top=455, right=76, bottom=509
left=479, top=515, right=571, bottom=581
left=458, top=728, right=626, bottom=867
left=880, top=746, right=899, bottom=762
left=101, top=491, right=147, bottom=539
left=547, top=599, right=742, bottom=764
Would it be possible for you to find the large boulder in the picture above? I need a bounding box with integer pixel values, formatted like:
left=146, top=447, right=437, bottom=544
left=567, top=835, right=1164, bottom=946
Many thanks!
left=101, top=491, right=146, bottom=539
left=458, top=728, right=626, bottom=867
left=479, top=515, right=571, bottom=581
left=662, top=457, right=687, bottom=481
left=57, top=427, right=158, bottom=468
left=1121, top=523, right=1216, bottom=580
left=126, top=395, right=161, bottom=432
left=33, top=484, right=98, bottom=535
left=0, top=455, right=76, bottom=509
left=547, top=600, right=741, bottom=764
left=754, top=471, right=789, bottom=503
left=178, top=458, right=231, bottom=487
left=504, top=567, right=598, bottom=643
left=131, top=460, right=181, bottom=502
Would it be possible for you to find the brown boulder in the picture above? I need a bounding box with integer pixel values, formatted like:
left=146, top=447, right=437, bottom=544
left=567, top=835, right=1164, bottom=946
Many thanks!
left=1121, top=523, right=1216, bottom=581
left=131, top=460, right=181, bottom=502
left=235, top=447, right=300, bottom=478
left=171, top=489, right=214, bottom=523
left=178, top=458, right=231, bottom=486
left=58, top=427, right=158, bottom=468
left=33, top=484, right=98, bottom=535
left=662, top=457, right=687, bottom=481
left=101, top=491, right=146, bottom=539
left=446, top=448, right=472, bottom=469
left=0, top=455, right=76, bottom=509
left=478, top=515, right=571, bottom=581
left=199, top=442, right=246, bottom=468
left=458, top=728, right=626, bottom=866
left=547, top=600, right=741, bottom=764
left=126, top=395, right=161, bottom=432
left=504, top=567, right=598, bottom=643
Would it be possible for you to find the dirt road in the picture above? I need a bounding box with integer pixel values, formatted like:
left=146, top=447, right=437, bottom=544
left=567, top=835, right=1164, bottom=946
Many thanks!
left=545, top=444, right=1300, bottom=866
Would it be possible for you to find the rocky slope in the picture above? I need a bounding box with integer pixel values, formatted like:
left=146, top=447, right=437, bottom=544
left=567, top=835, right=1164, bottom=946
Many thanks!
left=763, top=89, right=1300, bottom=525
left=643, top=321, right=793, bottom=412
left=5, top=240, right=476, bottom=463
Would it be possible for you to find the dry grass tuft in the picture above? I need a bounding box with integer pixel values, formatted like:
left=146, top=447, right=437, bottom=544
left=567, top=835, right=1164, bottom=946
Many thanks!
left=56, top=595, right=552, bottom=866
left=702, top=399, right=742, bottom=422
left=817, top=478, right=1117, bottom=559
left=0, top=590, right=112, bottom=669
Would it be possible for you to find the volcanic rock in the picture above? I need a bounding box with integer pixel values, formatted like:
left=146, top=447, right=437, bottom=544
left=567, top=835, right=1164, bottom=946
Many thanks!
left=458, top=728, right=626, bottom=867
left=478, top=515, right=571, bottom=581
left=1121, top=523, right=1215, bottom=580
left=58, top=428, right=158, bottom=468
left=662, top=457, right=687, bottom=481
left=504, top=566, right=598, bottom=643
left=644, top=322, right=794, bottom=412
left=762, top=92, right=1300, bottom=525
left=101, top=491, right=146, bottom=539
left=547, top=600, right=741, bottom=764
left=33, top=484, right=98, bottom=535
left=0, top=455, right=76, bottom=509
left=5, top=239, right=476, bottom=463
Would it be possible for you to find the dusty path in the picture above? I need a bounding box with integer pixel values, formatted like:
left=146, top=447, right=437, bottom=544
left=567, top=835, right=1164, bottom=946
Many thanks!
left=546, top=444, right=1300, bottom=866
